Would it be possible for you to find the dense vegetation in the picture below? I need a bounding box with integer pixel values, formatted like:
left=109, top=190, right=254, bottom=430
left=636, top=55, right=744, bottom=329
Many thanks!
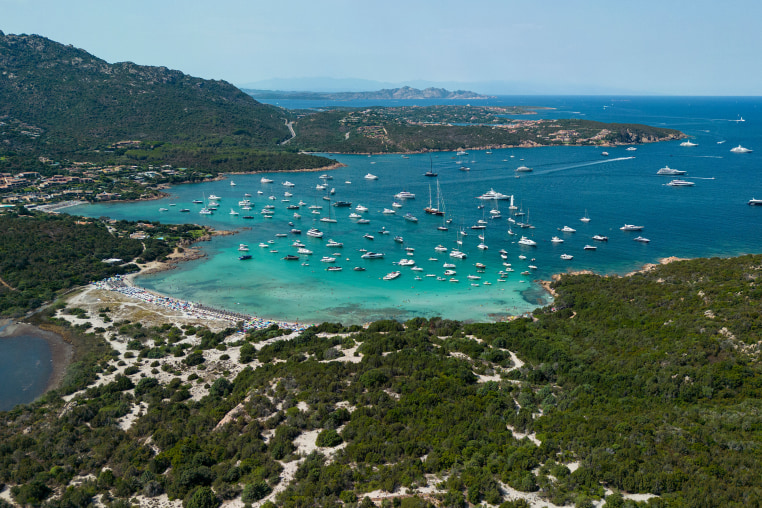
left=0, top=31, right=334, bottom=173
left=0, top=210, right=203, bottom=317
left=1, top=254, right=761, bottom=506
left=290, top=107, right=684, bottom=153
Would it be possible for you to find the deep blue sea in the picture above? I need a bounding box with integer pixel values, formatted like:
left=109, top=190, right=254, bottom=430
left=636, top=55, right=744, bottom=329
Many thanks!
left=68, top=96, right=762, bottom=324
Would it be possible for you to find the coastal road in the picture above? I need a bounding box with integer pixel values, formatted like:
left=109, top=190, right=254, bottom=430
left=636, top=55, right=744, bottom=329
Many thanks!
left=280, top=121, right=296, bottom=145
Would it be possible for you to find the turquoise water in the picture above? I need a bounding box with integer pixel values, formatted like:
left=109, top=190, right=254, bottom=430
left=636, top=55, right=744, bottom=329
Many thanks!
left=0, top=335, right=53, bottom=411
left=68, top=96, right=762, bottom=324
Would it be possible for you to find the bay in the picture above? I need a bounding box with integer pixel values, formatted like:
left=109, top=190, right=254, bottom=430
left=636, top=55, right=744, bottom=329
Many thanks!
left=0, top=335, right=53, bottom=411
left=67, top=96, right=762, bottom=325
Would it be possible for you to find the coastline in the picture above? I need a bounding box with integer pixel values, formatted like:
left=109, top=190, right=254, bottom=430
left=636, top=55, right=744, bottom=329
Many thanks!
left=539, top=256, right=689, bottom=298
left=0, top=319, right=73, bottom=394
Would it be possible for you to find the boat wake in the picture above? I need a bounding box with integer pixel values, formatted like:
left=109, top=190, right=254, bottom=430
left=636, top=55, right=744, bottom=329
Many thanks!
left=533, top=156, right=635, bottom=175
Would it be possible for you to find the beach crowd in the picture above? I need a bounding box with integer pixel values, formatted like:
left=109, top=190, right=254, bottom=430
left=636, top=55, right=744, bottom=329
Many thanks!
left=92, top=276, right=309, bottom=332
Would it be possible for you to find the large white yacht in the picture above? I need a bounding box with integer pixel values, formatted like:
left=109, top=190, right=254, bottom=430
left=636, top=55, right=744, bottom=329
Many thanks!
left=657, top=165, right=687, bottom=175
left=477, top=189, right=511, bottom=200
left=730, top=145, right=752, bottom=153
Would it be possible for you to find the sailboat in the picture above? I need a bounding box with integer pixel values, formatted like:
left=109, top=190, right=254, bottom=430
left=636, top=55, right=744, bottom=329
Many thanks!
left=580, top=209, right=591, bottom=223
left=320, top=198, right=337, bottom=223
left=424, top=181, right=445, bottom=216
left=424, top=155, right=438, bottom=177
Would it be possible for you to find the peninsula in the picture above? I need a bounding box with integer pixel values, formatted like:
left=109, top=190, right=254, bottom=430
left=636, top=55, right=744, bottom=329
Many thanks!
left=243, top=86, right=494, bottom=101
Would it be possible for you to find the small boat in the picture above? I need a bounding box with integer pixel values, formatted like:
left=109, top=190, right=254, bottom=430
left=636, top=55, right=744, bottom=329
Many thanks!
left=230, top=181, right=236, bottom=186
left=515, top=165, right=533, bottom=172
left=394, top=236, right=404, bottom=243
left=551, top=236, right=564, bottom=243
left=382, top=208, right=396, bottom=214
left=169, top=203, right=176, bottom=206
left=444, top=270, right=457, bottom=276
left=467, top=275, right=481, bottom=280
left=242, top=215, right=254, bottom=219
left=208, top=194, right=221, bottom=200
left=363, top=234, right=374, bottom=240
left=634, top=236, right=650, bottom=243
left=283, top=255, right=300, bottom=260
left=333, top=201, right=352, bottom=207
left=199, top=208, right=212, bottom=215
left=424, top=170, right=438, bottom=177
left=327, top=266, right=342, bottom=272
left=159, top=207, right=168, bottom=212
left=306, top=228, right=324, bottom=238
left=179, top=208, right=190, bottom=213
left=475, top=262, right=486, bottom=269
left=319, top=174, right=333, bottom=180
left=193, top=199, right=203, bottom=204
left=392, top=202, right=403, bottom=208
left=592, top=235, right=609, bottom=241
left=383, top=271, right=401, bottom=280
left=398, top=259, right=415, bottom=267
left=261, top=177, right=273, bottom=183
left=320, top=256, right=337, bottom=263
left=297, top=248, right=313, bottom=255
left=434, top=245, right=447, bottom=252
left=395, top=191, right=416, bottom=199
left=364, top=173, right=378, bottom=180
left=580, top=210, right=591, bottom=223
left=560, top=254, right=573, bottom=260
left=626, top=147, right=637, bottom=151
left=748, top=198, right=762, bottom=206
left=353, top=267, right=366, bottom=271
left=680, top=140, right=698, bottom=147
left=620, top=224, right=644, bottom=231
left=239, top=254, right=252, bottom=260
left=357, top=219, right=370, bottom=224
left=403, top=213, right=419, bottom=223
left=244, top=193, right=251, bottom=197
left=238, top=244, right=249, bottom=251
left=230, top=209, right=239, bottom=216
left=666, top=179, right=695, bottom=187
left=326, top=240, right=343, bottom=248
left=583, top=245, right=597, bottom=250
left=355, top=205, right=368, bottom=212
left=601, top=151, right=609, bottom=156
left=559, top=225, right=576, bottom=233
left=449, top=250, right=467, bottom=259
left=730, top=145, right=752, bottom=154
left=361, top=252, right=385, bottom=259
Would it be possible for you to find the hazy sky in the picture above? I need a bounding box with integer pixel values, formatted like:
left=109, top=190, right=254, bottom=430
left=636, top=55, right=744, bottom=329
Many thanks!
left=2, top=0, right=760, bottom=95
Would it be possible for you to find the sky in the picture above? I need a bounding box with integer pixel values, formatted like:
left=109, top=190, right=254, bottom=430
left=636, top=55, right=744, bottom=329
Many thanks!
left=2, top=0, right=761, bottom=95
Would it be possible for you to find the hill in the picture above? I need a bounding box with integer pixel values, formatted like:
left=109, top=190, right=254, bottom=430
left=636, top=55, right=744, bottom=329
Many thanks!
left=244, top=86, right=493, bottom=100
left=0, top=31, right=335, bottom=172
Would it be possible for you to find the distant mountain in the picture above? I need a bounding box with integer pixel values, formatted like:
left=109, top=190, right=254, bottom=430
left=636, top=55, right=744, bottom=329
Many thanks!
left=0, top=31, right=290, bottom=151
left=244, top=86, right=493, bottom=101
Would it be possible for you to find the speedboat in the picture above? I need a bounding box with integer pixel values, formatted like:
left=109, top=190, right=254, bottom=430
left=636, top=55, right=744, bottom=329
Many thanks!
left=730, top=145, right=752, bottom=153
left=680, top=140, right=698, bottom=147
left=260, top=177, right=273, bottom=183
left=229, top=209, right=239, bottom=216
left=326, top=266, right=342, bottom=272
left=355, top=205, right=368, bottom=212
left=398, top=259, right=415, bottom=266
left=551, top=236, right=564, bottom=243
left=476, top=189, right=511, bottom=200
left=559, top=225, right=576, bottom=233
left=392, top=202, right=403, bottom=208
left=361, top=252, right=385, bottom=259
left=320, top=256, right=336, bottom=263
left=434, top=245, right=448, bottom=252
left=238, top=244, right=249, bottom=251
left=306, top=228, right=324, bottom=238
left=560, top=254, right=574, bottom=260
left=583, top=245, right=597, bottom=250
left=297, top=248, right=313, bottom=255
left=404, top=213, right=418, bottom=223
left=626, top=147, right=637, bottom=151
left=666, top=179, right=695, bottom=187
left=449, top=250, right=467, bottom=259
left=159, top=207, right=168, bottom=212
left=326, top=240, right=343, bottom=248
left=282, top=181, right=295, bottom=187
left=634, top=236, right=650, bottom=243
left=620, top=224, right=644, bottom=231
left=592, top=235, right=609, bottom=241
left=515, top=165, right=533, bottom=172
left=382, top=208, right=396, bottom=214
left=518, top=236, right=536, bottom=246
left=657, top=165, right=687, bottom=175
left=208, top=194, right=221, bottom=200
left=239, top=254, right=252, bottom=260
left=394, top=191, right=416, bottom=199
left=363, top=234, right=374, bottom=240
left=364, top=173, right=378, bottom=180
left=748, top=198, right=762, bottom=206
left=383, top=271, right=401, bottom=280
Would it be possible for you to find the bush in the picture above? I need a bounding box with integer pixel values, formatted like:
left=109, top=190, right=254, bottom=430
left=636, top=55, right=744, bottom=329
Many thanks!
left=241, top=481, right=272, bottom=503
left=184, top=486, right=220, bottom=508
left=315, top=429, right=343, bottom=448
